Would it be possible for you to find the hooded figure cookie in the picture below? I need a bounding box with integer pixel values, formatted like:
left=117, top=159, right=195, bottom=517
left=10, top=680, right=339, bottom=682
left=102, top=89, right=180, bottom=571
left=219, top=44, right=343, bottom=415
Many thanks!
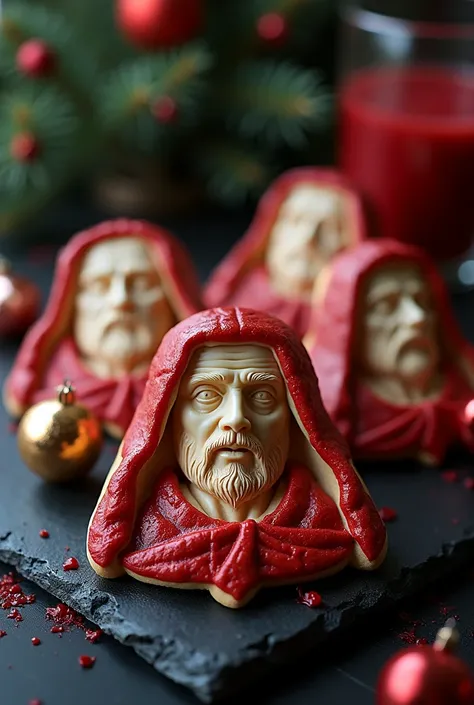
left=3, top=219, right=203, bottom=439
left=87, top=307, right=387, bottom=609
left=305, top=239, right=474, bottom=465
left=204, top=168, right=367, bottom=338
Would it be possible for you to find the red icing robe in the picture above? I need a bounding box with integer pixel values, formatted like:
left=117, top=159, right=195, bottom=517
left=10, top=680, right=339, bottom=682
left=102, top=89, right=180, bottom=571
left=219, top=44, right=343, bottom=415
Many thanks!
left=307, top=239, right=474, bottom=463
left=123, top=464, right=354, bottom=603
left=204, top=168, right=367, bottom=339
left=87, top=307, right=387, bottom=604
left=4, top=219, right=203, bottom=437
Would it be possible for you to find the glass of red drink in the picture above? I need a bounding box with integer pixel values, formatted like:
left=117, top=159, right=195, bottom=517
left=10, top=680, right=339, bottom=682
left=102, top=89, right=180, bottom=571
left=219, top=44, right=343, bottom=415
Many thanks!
left=338, top=1, right=474, bottom=284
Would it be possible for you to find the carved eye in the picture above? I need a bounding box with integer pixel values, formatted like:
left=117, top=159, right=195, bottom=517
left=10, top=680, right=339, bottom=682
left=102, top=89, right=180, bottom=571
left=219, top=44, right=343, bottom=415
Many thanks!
left=87, top=276, right=109, bottom=295
left=372, top=294, right=398, bottom=315
left=250, top=389, right=276, bottom=410
left=192, top=388, right=221, bottom=410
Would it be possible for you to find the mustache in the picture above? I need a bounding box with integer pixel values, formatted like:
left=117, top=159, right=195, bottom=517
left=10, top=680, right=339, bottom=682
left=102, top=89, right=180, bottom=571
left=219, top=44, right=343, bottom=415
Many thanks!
left=203, top=431, right=265, bottom=464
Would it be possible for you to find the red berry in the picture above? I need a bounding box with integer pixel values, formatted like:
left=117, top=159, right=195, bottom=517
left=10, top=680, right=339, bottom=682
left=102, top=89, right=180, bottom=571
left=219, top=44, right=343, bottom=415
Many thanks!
left=152, top=96, right=178, bottom=123
left=39, top=529, right=49, bottom=539
left=257, top=13, right=288, bottom=45
left=378, top=506, right=398, bottom=522
left=78, top=654, right=96, bottom=669
left=31, top=637, right=41, bottom=646
left=16, top=39, right=55, bottom=77
left=63, top=557, right=79, bottom=571
left=10, top=133, right=40, bottom=162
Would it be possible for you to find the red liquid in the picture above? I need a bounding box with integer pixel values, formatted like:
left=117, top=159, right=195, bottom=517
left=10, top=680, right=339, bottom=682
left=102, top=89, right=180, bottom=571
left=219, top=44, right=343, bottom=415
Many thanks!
left=340, top=67, right=474, bottom=261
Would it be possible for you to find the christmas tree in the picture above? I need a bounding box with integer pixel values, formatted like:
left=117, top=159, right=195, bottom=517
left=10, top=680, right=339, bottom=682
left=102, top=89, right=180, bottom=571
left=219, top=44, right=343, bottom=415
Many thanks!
left=0, top=0, right=335, bottom=231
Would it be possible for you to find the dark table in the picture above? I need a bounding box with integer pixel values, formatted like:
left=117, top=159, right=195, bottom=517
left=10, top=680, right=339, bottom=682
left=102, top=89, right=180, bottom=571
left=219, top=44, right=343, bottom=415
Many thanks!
left=1, top=194, right=474, bottom=705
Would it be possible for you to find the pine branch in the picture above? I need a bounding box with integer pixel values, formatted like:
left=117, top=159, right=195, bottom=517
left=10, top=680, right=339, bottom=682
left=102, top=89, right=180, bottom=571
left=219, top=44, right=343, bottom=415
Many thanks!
left=0, top=82, right=80, bottom=198
left=0, top=3, right=97, bottom=96
left=98, top=42, right=212, bottom=151
left=194, top=140, right=277, bottom=206
left=219, top=60, right=331, bottom=148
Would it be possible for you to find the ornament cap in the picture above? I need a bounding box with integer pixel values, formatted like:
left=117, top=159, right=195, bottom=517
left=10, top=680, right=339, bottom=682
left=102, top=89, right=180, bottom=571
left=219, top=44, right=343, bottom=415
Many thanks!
left=57, top=380, right=76, bottom=406
left=433, top=618, right=460, bottom=653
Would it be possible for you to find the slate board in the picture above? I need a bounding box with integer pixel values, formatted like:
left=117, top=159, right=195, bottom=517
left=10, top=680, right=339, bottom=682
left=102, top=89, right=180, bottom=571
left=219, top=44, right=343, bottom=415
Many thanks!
left=1, top=237, right=474, bottom=702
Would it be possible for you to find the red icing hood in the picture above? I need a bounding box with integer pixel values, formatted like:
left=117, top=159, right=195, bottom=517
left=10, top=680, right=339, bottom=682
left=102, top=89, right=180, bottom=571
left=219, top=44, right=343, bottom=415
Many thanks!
left=307, top=239, right=474, bottom=442
left=204, top=167, right=368, bottom=308
left=88, top=306, right=387, bottom=572
left=4, top=219, right=203, bottom=414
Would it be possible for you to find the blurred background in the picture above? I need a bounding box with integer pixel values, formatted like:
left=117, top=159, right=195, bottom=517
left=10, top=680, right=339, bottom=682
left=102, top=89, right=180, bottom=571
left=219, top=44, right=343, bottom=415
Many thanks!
left=0, top=0, right=338, bottom=239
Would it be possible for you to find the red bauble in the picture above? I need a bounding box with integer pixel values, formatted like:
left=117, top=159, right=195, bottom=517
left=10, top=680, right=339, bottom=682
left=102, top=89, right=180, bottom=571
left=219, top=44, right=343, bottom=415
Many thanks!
left=10, top=133, right=40, bottom=162
left=152, top=95, right=178, bottom=123
left=377, top=626, right=474, bottom=705
left=16, top=39, right=56, bottom=77
left=0, top=258, right=41, bottom=338
left=116, top=0, right=202, bottom=50
left=257, top=13, right=289, bottom=46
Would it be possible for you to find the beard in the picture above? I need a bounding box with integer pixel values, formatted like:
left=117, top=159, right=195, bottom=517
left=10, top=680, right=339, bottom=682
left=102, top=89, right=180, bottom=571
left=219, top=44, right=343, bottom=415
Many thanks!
left=177, top=431, right=287, bottom=509
left=99, top=322, right=154, bottom=362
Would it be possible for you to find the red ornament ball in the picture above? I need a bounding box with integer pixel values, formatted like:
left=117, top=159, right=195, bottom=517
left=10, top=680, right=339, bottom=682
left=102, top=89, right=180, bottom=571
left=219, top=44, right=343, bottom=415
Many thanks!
left=0, top=258, right=41, bottom=338
left=257, top=13, right=289, bottom=46
left=10, top=133, right=40, bottom=162
left=116, top=0, right=202, bottom=50
left=377, top=645, right=474, bottom=705
left=152, top=96, right=178, bottom=123
left=16, top=39, right=56, bottom=77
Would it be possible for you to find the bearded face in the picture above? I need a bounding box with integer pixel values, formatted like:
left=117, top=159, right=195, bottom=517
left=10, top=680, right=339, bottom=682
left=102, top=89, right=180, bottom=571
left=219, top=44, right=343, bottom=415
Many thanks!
left=172, top=343, right=291, bottom=510
left=74, top=237, right=176, bottom=376
left=266, top=184, right=346, bottom=298
left=359, top=264, right=440, bottom=384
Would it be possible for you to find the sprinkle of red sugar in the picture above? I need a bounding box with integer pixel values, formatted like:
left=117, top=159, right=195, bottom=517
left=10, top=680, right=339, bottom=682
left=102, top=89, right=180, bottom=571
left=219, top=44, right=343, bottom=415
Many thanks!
left=46, top=602, right=84, bottom=631
left=0, top=630, right=6, bottom=637
left=85, top=628, right=102, bottom=644
left=464, top=478, right=474, bottom=490
left=7, top=608, right=23, bottom=622
left=296, top=587, right=323, bottom=608
left=63, top=556, right=79, bottom=571
left=378, top=506, right=398, bottom=522
left=441, top=470, right=458, bottom=483
left=39, top=529, right=49, bottom=539
left=31, top=637, right=41, bottom=646
left=398, top=629, right=417, bottom=644
left=0, top=572, right=36, bottom=610
left=79, top=655, right=96, bottom=669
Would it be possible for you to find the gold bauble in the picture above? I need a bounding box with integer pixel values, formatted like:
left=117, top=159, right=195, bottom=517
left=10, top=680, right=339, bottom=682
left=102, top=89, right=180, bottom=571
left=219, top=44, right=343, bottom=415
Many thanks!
left=17, top=380, right=103, bottom=483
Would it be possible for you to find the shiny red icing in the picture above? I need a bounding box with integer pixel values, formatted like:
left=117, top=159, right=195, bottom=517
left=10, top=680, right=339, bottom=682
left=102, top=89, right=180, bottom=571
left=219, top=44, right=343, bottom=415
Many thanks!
left=307, top=239, right=474, bottom=463
left=4, top=219, right=203, bottom=437
left=88, top=307, right=387, bottom=602
left=78, top=655, right=96, bottom=669
left=296, top=587, right=323, bottom=607
left=203, top=168, right=367, bottom=338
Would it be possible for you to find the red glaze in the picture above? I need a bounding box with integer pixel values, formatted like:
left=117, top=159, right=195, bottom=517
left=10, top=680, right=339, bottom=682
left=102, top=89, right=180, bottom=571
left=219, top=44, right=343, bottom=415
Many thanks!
left=78, top=655, right=96, bottom=669
left=46, top=603, right=84, bottom=630
left=4, top=219, right=203, bottom=437
left=39, top=529, right=49, bottom=538
left=307, top=239, right=474, bottom=463
left=85, top=628, right=102, bottom=644
left=377, top=645, right=474, bottom=705
left=8, top=608, right=23, bottom=621
left=203, top=168, right=367, bottom=339
left=63, top=556, right=79, bottom=571
left=31, top=637, right=41, bottom=646
left=88, top=307, right=387, bottom=603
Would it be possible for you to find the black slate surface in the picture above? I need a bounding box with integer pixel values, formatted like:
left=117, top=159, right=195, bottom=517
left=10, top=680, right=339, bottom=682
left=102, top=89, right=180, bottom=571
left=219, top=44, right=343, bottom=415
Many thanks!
left=1, top=212, right=474, bottom=702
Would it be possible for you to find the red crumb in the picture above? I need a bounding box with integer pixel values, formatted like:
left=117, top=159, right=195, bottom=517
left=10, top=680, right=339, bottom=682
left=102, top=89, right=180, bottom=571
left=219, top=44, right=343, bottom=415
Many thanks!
left=46, top=603, right=84, bottom=631
left=296, top=587, right=322, bottom=607
left=416, top=637, right=428, bottom=645
left=39, top=530, right=49, bottom=539
left=0, top=630, right=6, bottom=637
left=0, top=572, right=35, bottom=610
left=85, top=628, right=102, bottom=644
left=78, top=655, right=96, bottom=669
left=50, top=625, right=64, bottom=634
left=63, top=557, right=79, bottom=571
left=29, top=700, right=42, bottom=705
left=441, top=470, right=458, bottom=483
left=31, top=637, right=41, bottom=646
left=7, top=608, right=23, bottom=622
left=464, top=478, right=474, bottom=490
left=378, top=506, right=398, bottom=522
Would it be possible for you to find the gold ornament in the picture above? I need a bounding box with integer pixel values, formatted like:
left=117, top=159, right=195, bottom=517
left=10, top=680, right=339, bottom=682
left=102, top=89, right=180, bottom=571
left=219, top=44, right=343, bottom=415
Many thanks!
left=17, top=380, right=103, bottom=483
